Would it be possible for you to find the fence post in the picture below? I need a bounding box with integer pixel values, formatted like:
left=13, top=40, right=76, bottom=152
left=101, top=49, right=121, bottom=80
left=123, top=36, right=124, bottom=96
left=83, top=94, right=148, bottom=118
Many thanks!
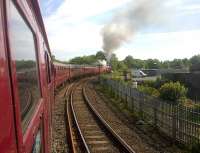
left=172, top=105, right=177, bottom=141
left=131, top=88, right=134, bottom=113
left=117, top=82, right=120, bottom=98
left=125, top=86, right=128, bottom=108
left=153, top=99, right=157, bottom=127
left=139, top=92, right=143, bottom=119
left=121, top=83, right=123, bottom=101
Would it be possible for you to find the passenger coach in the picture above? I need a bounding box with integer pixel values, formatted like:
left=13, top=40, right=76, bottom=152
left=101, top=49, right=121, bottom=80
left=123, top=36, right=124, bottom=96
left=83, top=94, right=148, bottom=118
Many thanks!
left=0, top=1, right=54, bottom=153
left=0, top=1, right=110, bottom=153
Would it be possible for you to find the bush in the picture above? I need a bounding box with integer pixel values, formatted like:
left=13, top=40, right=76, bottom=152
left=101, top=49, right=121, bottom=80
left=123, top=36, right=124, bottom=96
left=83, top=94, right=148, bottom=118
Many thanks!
left=138, top=85, right=160, bottom=97
left=141, top=77, right=170, bottom=89
left=189, top=142, right=200, bottom=153
left=159, top=81, right=188, bottom=104
left=142, top=80, right=156, bottom=88
left=154, top=77, right=170, bottom=88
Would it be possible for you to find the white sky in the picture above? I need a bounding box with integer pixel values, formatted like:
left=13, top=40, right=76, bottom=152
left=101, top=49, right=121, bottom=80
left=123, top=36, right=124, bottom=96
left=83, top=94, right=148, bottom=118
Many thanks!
left=40, top=0, right=200, bottom=61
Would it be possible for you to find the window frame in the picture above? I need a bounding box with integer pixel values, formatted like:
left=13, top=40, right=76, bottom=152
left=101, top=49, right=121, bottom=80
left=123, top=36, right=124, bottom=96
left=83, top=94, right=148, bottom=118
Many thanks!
left=7, top=0, right=42, bottom=133
left=45, top=51, right=51, bottom=84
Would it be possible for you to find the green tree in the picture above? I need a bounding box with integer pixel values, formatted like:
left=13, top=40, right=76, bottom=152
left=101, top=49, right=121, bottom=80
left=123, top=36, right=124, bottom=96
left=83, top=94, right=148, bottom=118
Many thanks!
left=160, top=61, right=170, bottom=69
left=169, top=59, right=184, bottom=69
left=124, top=55, right=134, bottom=68
left=159, top=82, right=187, bottom=104
left=96, top=51, right=106, bottom=60
left=117, top=61, right=128, bottom=71
left=123, top=55, right=144, bottom=69
left=190, top=55, right=200, bottom=72
left=69, top=55, right=97, bottom=65
left=109, top=54, right=118, bottom=71
left=182, top=58, right=190, bottom=68
left=145, top=59, right=160, bottom=69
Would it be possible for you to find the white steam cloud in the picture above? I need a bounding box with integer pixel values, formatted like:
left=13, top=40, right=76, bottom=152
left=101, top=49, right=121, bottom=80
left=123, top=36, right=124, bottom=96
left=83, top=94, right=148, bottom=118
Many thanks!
left=101, top=0, right=167, bottom=61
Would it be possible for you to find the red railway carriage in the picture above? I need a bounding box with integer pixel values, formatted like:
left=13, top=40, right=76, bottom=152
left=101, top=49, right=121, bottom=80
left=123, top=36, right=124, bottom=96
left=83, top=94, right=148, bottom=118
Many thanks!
left=54, top=62, right=111, bottom=88
left=85, top=66, right=100, bottom=75
left=69, top=64, right=85, bottom=79
left=0, top=0, right=54, bottom=153
left=54, top=62, right=70, bottom=87
left=0, top=0, right=110, bottom=153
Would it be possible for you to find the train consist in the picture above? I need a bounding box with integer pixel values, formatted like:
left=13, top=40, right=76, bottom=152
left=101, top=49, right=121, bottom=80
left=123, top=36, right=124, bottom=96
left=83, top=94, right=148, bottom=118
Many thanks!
left=0, top=1, right=109, bottom=153
left=54, top=62, right=110, bottom=87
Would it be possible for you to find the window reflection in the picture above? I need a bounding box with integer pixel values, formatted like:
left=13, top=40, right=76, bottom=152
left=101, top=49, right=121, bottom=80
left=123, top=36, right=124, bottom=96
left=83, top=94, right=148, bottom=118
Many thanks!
left=9, top=1, right=41, bottom=131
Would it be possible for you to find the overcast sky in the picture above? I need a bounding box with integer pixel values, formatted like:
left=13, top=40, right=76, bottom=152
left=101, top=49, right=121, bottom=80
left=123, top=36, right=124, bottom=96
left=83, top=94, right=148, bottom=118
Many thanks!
left=39, top=0, right=200, bottom=61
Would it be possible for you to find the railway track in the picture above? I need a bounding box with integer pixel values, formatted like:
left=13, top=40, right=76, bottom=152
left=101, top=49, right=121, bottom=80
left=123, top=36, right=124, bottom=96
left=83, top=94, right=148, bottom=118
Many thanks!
left=21, top=88, right=32, bottom=119
left=66, top=79, right=135, bottom=153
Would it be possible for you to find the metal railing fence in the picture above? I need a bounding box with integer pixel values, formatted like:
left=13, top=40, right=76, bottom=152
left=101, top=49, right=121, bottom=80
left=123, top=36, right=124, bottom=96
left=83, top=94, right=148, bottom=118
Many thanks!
left=100, top=77, right=200, bottom=145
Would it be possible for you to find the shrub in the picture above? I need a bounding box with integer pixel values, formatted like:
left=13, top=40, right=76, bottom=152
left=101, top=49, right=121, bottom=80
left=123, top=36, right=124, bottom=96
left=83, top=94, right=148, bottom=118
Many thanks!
left=159, top=81, right=187, bottom=104
left=138, top=85, right=160, bottom=97
left=142, top=80, right=156, bottom=88
left=154, top=77, right=170, bottom=88
left=141, top=77, right=170, bottom=89
left=189, top=142, right=200, bottom=153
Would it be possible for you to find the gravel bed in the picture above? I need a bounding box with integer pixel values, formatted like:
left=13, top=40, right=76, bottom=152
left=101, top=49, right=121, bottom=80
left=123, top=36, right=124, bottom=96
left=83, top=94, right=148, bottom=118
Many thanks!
left=85, top=81, right=186, bottom=153
left=51, top=85, right=68, bottom=153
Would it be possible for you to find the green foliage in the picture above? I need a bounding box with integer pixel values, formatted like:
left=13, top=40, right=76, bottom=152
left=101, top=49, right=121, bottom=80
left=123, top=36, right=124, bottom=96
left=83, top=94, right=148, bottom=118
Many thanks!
left=154, top=77, right=170, bottom=88
left=95, top=51, right=106, bottom=60
left=169, top=59, right=184, bottom=69
left=138, top=85, right=160, bottom=97
left=190, top=55, right=200, bottom=72
left=69, top=55, right=97, bottom=65
left=16, top=60, right=36, bottom=70
left=123, top=55, right=145, bottom=69
left=122, top=55, right=195, bottom=70
left=109, top=54, right=127, bottom=71
left=141, top=80, right=156, bottom=88
left=109, top=54, right=118, bottom=70
left=144, top=59, right=161, bottom=69
left=141, top=77, right=170, bottom=89
left=189, top=142, right=200, bottom=153
left=194, top=104, right=200, bottom=112
left=69, top=51, right=107, bottom=65
left=159, top=82, right=188, bottom=104
left=117, top=61, right=128, bottom=71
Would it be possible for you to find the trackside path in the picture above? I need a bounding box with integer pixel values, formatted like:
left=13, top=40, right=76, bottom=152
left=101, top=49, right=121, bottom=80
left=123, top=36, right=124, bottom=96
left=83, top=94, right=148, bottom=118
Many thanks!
left=52, top=86, right=69, bottom=153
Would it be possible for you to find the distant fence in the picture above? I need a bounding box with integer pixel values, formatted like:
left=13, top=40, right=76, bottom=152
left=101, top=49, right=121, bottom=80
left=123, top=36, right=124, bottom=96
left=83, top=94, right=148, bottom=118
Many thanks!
left=100, top=77, right=200, bottom=145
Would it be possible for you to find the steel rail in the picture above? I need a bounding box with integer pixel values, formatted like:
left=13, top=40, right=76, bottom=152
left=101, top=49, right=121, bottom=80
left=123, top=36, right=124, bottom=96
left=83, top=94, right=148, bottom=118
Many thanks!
left=66, top=81, right=91, bottom=153
left=21, top=88, right=32, bottom=119
left=83, top=86, right=136, bottom=153
left=65, top=83, right=77, bottom=153
left=67, top=79, right=135, bottom=153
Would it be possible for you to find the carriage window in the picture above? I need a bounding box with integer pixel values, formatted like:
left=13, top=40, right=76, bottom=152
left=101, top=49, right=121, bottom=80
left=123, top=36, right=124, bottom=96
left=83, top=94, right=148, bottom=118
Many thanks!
left=9, top=1, right=41, bottom=131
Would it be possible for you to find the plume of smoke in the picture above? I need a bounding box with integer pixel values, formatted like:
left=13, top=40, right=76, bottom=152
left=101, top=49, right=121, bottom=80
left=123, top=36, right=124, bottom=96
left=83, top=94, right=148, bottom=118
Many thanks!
left=102, top=0, right=165, bottom=61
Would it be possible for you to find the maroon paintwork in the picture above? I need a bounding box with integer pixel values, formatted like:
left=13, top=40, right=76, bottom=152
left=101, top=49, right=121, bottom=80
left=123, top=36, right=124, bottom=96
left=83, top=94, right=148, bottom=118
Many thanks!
left=0, top=1, right=18, bottom=153
left=0, top=0, right=53, bottom=153
left=54, top=62, right=110, bottom=88
left=0, top=1, right=110, bottom=153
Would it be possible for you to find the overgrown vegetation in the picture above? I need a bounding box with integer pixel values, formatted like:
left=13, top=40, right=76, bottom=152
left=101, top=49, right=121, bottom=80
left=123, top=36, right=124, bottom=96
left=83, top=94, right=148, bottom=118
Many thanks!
left=138, top=85, right=160, bottom=97
left=16, top=60, right=36, bottom=70
left=159, top=82, right=188, bottom=104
